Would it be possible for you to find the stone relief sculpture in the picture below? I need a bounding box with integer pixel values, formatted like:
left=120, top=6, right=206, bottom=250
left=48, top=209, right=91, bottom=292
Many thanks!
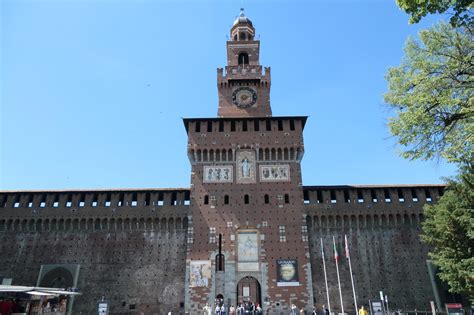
left=260, top=164, right=290, bottom=182
left=203, top=166, right=233, bottom=183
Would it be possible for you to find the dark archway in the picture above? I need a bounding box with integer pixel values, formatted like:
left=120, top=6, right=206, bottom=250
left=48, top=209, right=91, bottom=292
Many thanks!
left=236, top=276, right=261, bottom=307
left=39, top=267, right=74, bottom=288
left=238, top=52, right=249, bottom=66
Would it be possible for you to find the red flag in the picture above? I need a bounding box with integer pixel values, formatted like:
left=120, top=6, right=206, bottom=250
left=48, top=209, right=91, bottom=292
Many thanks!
left=333, top=238, right=339, bottom=263
left=344, top=234, right=350, bottom=259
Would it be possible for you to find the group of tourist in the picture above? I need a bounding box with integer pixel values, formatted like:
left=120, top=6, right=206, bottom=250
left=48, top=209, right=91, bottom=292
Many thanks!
left=203, top=300, right=264, bottom=314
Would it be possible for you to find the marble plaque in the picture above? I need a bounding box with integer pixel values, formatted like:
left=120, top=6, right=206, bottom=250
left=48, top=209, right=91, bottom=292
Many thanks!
left=236, top=150, right=256, bottom=184
left=260, top=164, right=290, bottom=182
left=238, top=231, right=258, bottom=262
left=203, top=166, right=233, bottom=183
left=189, top=260, right=212, bottom=287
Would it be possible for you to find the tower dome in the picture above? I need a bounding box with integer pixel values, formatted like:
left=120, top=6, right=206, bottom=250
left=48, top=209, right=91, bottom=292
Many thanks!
left=230, top=8, right=255, bottom=41
left=233, top=8, right=253, bottom=27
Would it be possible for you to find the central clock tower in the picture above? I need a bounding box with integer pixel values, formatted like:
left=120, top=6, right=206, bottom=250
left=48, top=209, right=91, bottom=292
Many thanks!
left=184, top=9, right=312, bottom=314
left=217, top=9, right=272, bottom=117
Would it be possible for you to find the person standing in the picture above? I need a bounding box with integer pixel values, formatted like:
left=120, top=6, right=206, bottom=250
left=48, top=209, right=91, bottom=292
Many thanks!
left=203, top=303, right=211, bottom=315
left=229, top=305, right=236, bottom=315
left=359, top=306, right=368, bottom=315
left=322, top=305, right=329, bottom=315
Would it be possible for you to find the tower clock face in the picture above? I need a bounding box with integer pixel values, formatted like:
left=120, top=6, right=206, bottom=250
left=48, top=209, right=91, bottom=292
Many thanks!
left=232, top=87, right=257, bottom=108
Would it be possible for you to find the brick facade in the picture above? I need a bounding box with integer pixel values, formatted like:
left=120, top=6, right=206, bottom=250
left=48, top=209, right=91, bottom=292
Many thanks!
left=0, top=11, right=446, bottom=315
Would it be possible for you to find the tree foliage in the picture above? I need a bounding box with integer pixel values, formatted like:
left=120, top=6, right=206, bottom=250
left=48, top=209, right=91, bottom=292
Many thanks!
left=396, top=0, right=473, bottom=27
left=421, top=166, right=474, bottom=299
left=385, top=22, right=474, bottom=298
left=384, top=22, right=473, bottom=164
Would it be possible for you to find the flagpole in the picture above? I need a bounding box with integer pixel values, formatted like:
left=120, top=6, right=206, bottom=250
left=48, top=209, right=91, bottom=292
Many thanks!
left=333, top=236, right=344, bottom=314
left=345, top=234, right=358, bottom=313
left=321, top=238, right=331, bottom=313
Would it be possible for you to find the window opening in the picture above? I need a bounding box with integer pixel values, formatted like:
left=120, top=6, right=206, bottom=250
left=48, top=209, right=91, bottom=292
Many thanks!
left=290, top=120, right=295, bottom=131
left=207, top=121, right=213, bottom=132
left=371, top=189, right=378, bottom=203
left=344, top=190, right=350, bottom=203
left=238, top=52, right=249, bottom=65
left=317, top=191, right=323, bottom=204
left=264, top=194, right=269, bottom=204
left=195, top=122, right=201, bottom=133
left=357, top=190, right=364, bottom=203
left=398, top=189, right=405, bottom=203
left=330, top=191, right=337, bottom=204
left=254, top=120, right=259, bottom=131
left=277, top=120, right=283, bottom=131
left=266, top=120, right=271, bottom=131
left=244, top=195, right=250, bottom=204
left=204, top=195, right=209, bottom=205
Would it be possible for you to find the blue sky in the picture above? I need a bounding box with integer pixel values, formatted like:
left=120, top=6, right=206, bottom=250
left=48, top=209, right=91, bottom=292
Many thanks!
left=0, top=0, right=456, bottom=190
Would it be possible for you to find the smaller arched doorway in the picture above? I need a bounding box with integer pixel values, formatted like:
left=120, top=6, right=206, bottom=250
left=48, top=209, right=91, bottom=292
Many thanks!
left=236, top=276, right=261, bottom=306
left=215, top=294, right=224, bottom=307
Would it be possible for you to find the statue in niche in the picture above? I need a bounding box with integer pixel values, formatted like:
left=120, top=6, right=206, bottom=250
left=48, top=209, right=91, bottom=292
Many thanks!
left=241, top=158, right=251, bottom=178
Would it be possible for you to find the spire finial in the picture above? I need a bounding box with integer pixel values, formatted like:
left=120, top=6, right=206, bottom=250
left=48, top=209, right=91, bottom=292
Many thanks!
left=240, top=8, right=245, bottom=16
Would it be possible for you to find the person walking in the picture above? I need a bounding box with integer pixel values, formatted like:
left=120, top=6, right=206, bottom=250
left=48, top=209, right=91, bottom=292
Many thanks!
left=359, top=306, right=368, bottom=315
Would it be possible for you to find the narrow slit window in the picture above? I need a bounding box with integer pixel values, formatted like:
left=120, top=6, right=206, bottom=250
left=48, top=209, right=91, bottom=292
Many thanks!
left=219, top=121, right=224, bottom=132
left=242, top=120, right=248, bottom=131
left=290, top=120, right=295, bottom=131
left=284, top=194, right=290, bottom=204
left=207, top=121, right=212, bottom=132
left=224, top=195, right=229, bottom=205
left=231, top=121, right=236, bottom=132
left=204, top=195, right=209, bottom=205
left=254, top=120, right=259, bottom=131
left=264, top=194, right=270, bottom=204
left=244, top=195, right=250, bottom=204
left=195, top=121, right=201, bottom=133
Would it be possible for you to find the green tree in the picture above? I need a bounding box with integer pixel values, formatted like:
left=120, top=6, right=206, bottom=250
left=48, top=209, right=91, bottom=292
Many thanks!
left=385, top=22, right=474, bottom=299
left=421, top=167, right=474, bottom=299
left=384, top=22, right=473, bottom=164
left=396, top=0, right=473, bottom=27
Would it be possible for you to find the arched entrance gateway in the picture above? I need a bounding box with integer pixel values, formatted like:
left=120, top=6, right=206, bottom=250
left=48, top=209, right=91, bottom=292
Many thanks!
left=236, top=276, right=261, bottom=307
